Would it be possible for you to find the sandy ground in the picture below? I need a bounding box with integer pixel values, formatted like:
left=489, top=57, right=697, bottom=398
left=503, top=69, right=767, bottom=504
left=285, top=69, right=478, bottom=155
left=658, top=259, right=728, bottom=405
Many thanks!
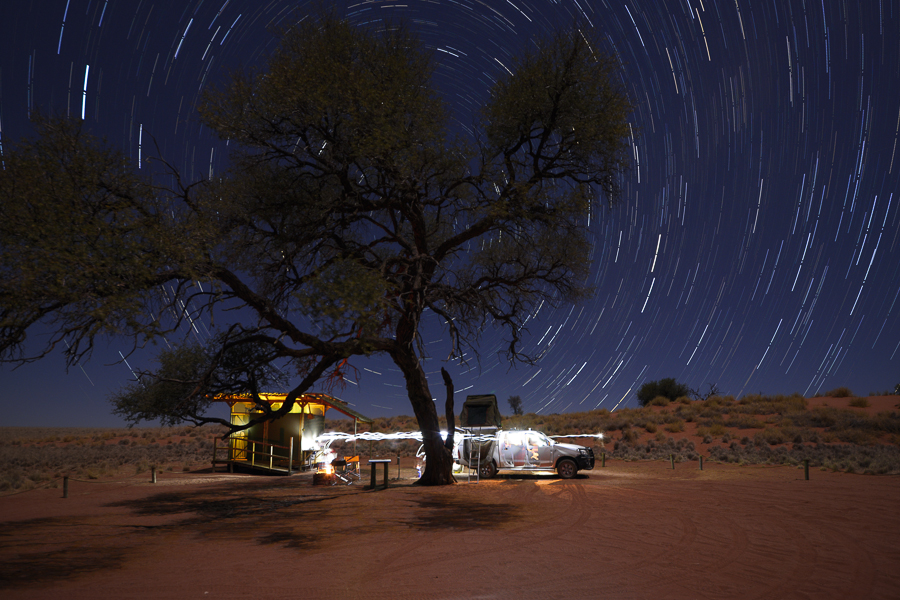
left=2, top=460, right=899, bottom=600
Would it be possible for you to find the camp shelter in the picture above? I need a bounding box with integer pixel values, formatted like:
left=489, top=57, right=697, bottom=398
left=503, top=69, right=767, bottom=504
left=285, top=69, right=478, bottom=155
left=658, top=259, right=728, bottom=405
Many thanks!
left=214, top=393, right=372, bottom=474
left=459, top=394, right=502, bottom=428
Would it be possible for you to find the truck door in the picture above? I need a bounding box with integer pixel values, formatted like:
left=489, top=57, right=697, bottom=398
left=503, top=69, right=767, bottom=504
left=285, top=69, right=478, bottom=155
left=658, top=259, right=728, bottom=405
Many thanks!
left=500, top=431, right=527, bottom=467
left=529, top=433, right=554, bottom=468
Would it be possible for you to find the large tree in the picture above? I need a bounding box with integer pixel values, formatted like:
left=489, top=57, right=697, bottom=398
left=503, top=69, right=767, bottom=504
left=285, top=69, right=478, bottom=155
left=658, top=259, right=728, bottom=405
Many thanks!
left=0, top=16, right=630, bottom=485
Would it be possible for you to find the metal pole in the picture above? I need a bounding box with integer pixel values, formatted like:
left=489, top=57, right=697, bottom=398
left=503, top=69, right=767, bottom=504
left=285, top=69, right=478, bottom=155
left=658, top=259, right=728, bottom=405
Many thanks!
left=670, top=454, right=675, bottom=469
left=804, top=459, right=809, bottom=480
left=63, top=476, right=68, bottom=498
left=252, top=442, right=256, bottom=467
left=151, top=467, right=157, bottom=483
left=269, top=445, right=274, bottom=470
left=602, top=452, right=606, bottom=467
left=474, top=440, right=481, bottom=482
left=700, top=455, right=704, bottom=470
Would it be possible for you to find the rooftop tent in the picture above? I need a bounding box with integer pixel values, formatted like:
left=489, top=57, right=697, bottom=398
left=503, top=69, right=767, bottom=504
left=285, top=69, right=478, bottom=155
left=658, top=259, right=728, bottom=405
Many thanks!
left=459, top=394, right=502, bottom=428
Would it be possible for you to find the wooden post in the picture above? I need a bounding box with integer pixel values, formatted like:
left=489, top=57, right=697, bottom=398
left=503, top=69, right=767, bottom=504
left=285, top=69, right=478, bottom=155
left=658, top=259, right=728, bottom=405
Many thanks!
left=699, top=455, right=704, bottom=470
left=670, top=454, right=675, bottom=469
left=370, top=462, right=377, bottom=489
left=804, top=459, right=809, bottom=480
left=383, top=461, right=389, bottom=488
left=397, top=455, right=401, bottom=480
left=602, top=452, right=606, bottom=467
left=151, top=467, right=157, bottom=483
left=63, top=476, right=68, bottom=498
left=211, top=438, right=217, bottom=471
left=288, top=437, right=294, bottom=474
left=251, top=442, right=256, bottom=467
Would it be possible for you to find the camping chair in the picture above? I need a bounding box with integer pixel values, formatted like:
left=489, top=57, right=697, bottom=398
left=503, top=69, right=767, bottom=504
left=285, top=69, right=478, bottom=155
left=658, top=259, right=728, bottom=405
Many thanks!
left=331, top=456, right=361, bottom=485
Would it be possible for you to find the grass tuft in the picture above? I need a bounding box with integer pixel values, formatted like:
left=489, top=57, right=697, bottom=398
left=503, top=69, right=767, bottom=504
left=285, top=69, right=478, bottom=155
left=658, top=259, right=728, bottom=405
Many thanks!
left=825, top=387, right=854, bottom=398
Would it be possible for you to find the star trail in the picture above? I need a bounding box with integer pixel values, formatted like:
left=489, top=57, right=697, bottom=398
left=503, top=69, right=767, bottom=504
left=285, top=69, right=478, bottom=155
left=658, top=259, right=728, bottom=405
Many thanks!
left=1, top=0, right=898, bottom=425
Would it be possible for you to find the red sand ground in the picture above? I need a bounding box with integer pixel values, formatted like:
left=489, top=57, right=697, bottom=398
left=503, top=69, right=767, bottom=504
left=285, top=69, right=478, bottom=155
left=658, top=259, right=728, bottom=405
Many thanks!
left=2, top=459, right=898, bottom=599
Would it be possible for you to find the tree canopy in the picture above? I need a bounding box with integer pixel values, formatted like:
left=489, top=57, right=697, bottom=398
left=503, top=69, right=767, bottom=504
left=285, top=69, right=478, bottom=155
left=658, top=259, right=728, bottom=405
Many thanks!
left=0, top=15, right=631, bottom=485
left=507, top=395, right=525, bottom=416
left=636, top=378, right=692, bottom=407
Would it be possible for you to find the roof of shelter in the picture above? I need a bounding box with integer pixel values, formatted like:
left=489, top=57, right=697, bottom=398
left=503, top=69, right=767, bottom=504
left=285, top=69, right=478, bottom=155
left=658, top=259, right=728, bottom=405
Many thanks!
left=215, top=392, right=373, bottom=423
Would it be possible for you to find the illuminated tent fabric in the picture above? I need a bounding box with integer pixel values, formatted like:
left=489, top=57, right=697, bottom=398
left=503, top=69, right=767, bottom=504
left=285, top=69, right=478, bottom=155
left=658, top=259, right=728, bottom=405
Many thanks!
left=459, top=394, right=502, bottom=428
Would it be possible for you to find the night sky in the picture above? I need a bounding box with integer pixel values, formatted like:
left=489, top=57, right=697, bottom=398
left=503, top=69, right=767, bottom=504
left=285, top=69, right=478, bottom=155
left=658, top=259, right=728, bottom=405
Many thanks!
left=1, top=0, right=899, bottom=427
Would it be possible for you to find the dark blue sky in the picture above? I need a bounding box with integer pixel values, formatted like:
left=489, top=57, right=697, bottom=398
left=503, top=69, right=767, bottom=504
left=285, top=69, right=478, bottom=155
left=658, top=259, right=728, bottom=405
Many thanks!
left=1, top=0, right=898, bottom=426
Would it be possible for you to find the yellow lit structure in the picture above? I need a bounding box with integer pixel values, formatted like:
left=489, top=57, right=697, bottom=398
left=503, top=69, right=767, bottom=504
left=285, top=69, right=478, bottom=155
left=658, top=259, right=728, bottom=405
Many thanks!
left=214, top=392, right=372, bottom=474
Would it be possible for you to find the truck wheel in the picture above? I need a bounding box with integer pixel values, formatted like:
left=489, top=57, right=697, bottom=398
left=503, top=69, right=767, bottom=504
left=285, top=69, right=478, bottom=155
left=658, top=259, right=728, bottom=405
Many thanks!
left=557, top=458, right=577, bottom=479
left=478, top=461, right=497, bottom=479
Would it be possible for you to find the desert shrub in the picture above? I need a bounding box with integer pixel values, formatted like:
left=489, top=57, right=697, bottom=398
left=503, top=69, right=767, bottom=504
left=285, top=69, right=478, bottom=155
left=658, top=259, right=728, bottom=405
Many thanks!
left=637, top=378, right=691, bottom=407
left=665, top=420, right=684, bottom=433
left=754, top=427, right=786, bottom=446
left=738, top=393, right=765, bottom=406
left=817, top=444, right=899, bottom=473
left=835, top=429, right=876, bottom=445
left=675, top=396, right=692, bottom=405
left=662, top=413, right=681, bottom=424
left=620, top=427, right=639, bottom=443
left=702, top=397, right=722, bottom=410
left=734, top=393, right=807, bottom=415
left=698, top=408, right=728, bottom=421
left=650, top=396, right=671, bottom=407
left=674, top=404, right=701, bottom=422
left=849, top=397, right=870, bottom=408
left=871, top=412, right=900, bottom=434
left=825, top=387, right=854, bottom=398
left=644, top=422, right=658, bottom=433
left=730, top=414, right=765, bottom=429
left=794, top=407, right=840, bottom=429
left=708, top=423, right=727, bottom=437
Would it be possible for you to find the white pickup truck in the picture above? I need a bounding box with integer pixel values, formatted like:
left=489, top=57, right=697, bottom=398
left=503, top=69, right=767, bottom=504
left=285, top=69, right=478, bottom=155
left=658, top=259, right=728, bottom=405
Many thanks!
left=454, top=428, right=595, bottom=479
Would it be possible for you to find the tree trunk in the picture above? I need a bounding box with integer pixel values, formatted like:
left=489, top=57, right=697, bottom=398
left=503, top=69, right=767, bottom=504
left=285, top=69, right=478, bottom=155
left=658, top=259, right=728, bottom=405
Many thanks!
left=391, top=346, right=455, bottom=485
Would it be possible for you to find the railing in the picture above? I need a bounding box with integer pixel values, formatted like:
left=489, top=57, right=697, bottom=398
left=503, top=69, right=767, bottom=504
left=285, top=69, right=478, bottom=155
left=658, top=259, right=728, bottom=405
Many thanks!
left=212, top=437, right=295, bottom=473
